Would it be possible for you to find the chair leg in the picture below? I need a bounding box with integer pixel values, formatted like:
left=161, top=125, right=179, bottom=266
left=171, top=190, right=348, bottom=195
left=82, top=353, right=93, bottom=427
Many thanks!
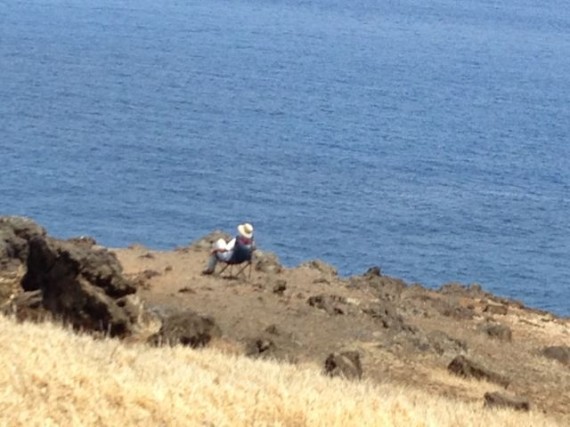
left=218, top=263, right=229, bottom=276
left=216, top=262, right=251, bottom=280
left=235, top=262, right=251, bottom=279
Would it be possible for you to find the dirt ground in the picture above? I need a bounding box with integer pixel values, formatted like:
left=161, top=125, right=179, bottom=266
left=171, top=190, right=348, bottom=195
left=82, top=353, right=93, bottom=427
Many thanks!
left=114, top=238, right=570, bottom=423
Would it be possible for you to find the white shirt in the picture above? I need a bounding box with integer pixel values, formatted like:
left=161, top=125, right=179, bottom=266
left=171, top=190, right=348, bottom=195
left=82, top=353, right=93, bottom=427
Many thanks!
left=214, top=237, right=236, bottom=262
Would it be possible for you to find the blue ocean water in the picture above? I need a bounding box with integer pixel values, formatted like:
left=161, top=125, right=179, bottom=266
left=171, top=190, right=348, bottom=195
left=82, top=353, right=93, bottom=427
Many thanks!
left=1, top=0, right=569, bottom=315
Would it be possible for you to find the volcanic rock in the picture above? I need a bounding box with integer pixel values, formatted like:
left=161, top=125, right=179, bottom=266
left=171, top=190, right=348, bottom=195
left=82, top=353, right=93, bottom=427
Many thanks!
left=448, top=355, right=509, bottom=387
left=0, top=217, right=47, bottom=304
left=272, top=280, right=287, bottom=295
left=21, top=235, right=137, bottom=336
left=417, top=330, right=467, bottom=355
left=302, top=259, right=337, bottom=277
left=189, top=230, right=232, bottom=252
left=484, top=392, right=530, bottom=411
left=483, top=304, right=508, bottom=316
left=438, top=282, right=485, bottom=297
left=307, top=294, right=349, bottom=315
left=148, top=311, right=221, bottom=348
left=479, top=322, right=512, bottom=341
left=255, top=251, right=283, bottom=274
left=542, top=346, right=570, bottom=366
left=0, top=216, right=47, bottom=267
left=324, top=351, right=363, bottom=380
left=361, top=300, right=406, bottom=330
left=1, top=290, right=50, bottom=323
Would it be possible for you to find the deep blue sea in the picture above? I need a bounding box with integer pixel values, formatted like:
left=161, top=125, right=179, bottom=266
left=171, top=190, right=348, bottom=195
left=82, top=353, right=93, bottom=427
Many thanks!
left=1, top=0, right=569, bottom=316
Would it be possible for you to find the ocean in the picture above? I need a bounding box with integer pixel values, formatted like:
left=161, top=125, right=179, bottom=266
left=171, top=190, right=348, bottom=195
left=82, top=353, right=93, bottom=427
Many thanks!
left=1, top=0, right=569, bottom=315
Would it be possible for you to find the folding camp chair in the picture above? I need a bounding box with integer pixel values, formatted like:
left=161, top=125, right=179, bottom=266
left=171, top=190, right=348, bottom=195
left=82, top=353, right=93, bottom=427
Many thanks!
left=217, top=241, right=254, bottom=279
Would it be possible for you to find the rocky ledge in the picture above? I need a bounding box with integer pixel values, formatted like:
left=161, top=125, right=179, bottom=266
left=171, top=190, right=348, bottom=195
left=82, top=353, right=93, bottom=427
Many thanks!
left=1, top=217, right=569, bottom=422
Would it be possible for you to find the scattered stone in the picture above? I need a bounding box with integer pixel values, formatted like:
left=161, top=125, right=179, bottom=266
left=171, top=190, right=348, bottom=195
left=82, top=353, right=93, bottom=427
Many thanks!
left=128, top=269, right=161, bottom=289
left=392, top=329, right=467, bottom=356
left=484, top=392, right=530, bottom=411
left=307, top=294, right=347, bottom=315
left=1, top=290, right=50, bottom=323
left=245, top=326, right=299, bottom=362
left=128, top=243, right=148, bottom=251
left=265, top=324, right=280, bottom=335
left=324, top=351, right=362, bottom=380
left=361, top=301, right=405, bottom=330
left=189, top=231, right=232, bottom=252
left=432, top=298, right=474, bottom=320
left=254, top=251, right=283, bottom=274
left=364, top=266, right=382, bottom=277
left=178, top=286, right=195, bottom=294
left=139, top=252, right=155, bottom=259
left=164, top=265, right=173, bottom=272
left=144, top=269, right=161, bottom=279
left=542, top=346, right=570, bottom=366
left=272, top=280, right=287, bottom=295
left=484, top=304, right=508, bottom=315
left=447, top=355, right=509, bottom=387
left=66, top=236, right=97, bottom=247
left=479, top=323, right=512, bottom=341
left=367, top=276, right=407, bottom=302
left=426, top=330, right=468, bottom=355
left=438, top=282, right=485, bottom=297
left=301, top=259, right=337, bottom=277
left=245, top=338, right=276, bottom=358
left=116, top=294, right=146, bottom=325
left=148, top=311, right=221, bottom=348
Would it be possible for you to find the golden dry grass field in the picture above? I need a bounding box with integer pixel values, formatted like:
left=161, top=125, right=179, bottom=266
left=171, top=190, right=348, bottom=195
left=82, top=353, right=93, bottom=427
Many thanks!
left=0, top=315, right=563, bottom=427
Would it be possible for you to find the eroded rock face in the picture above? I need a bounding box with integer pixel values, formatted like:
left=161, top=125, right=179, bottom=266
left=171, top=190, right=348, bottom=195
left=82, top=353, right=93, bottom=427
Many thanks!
left=148, top=311, right=221, bottom=348
left=21, top=235, right=137, bottom=337
left=0, top=217, right=47, bottom=267
left=0, top=217, right=47, bottom=304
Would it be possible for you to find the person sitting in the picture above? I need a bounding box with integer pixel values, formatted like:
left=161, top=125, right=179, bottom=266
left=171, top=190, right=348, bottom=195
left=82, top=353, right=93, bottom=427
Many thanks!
left=202, top=223, right=255, bottom=275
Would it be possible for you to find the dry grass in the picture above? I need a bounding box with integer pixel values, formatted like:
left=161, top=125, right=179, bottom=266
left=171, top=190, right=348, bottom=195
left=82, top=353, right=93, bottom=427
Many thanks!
left=0, top=315, right=562, bottom=427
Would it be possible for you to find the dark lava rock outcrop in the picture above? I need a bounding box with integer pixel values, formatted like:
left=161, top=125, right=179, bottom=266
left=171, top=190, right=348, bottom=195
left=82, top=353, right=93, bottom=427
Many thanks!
left=21, top=234, right=137, bottom=336
left=0, top=217, right=47, bottom=304
left=1, top=216, right=141, bottom=337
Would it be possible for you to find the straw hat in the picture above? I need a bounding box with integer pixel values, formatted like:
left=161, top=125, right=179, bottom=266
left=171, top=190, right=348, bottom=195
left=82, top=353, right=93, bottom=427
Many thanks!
left=237, top=223, right=254, bottom=239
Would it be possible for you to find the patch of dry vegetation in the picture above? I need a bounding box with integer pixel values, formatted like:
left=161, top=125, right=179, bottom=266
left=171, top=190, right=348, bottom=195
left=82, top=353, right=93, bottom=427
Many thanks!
left=0, top=316, right=563, bottom=427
